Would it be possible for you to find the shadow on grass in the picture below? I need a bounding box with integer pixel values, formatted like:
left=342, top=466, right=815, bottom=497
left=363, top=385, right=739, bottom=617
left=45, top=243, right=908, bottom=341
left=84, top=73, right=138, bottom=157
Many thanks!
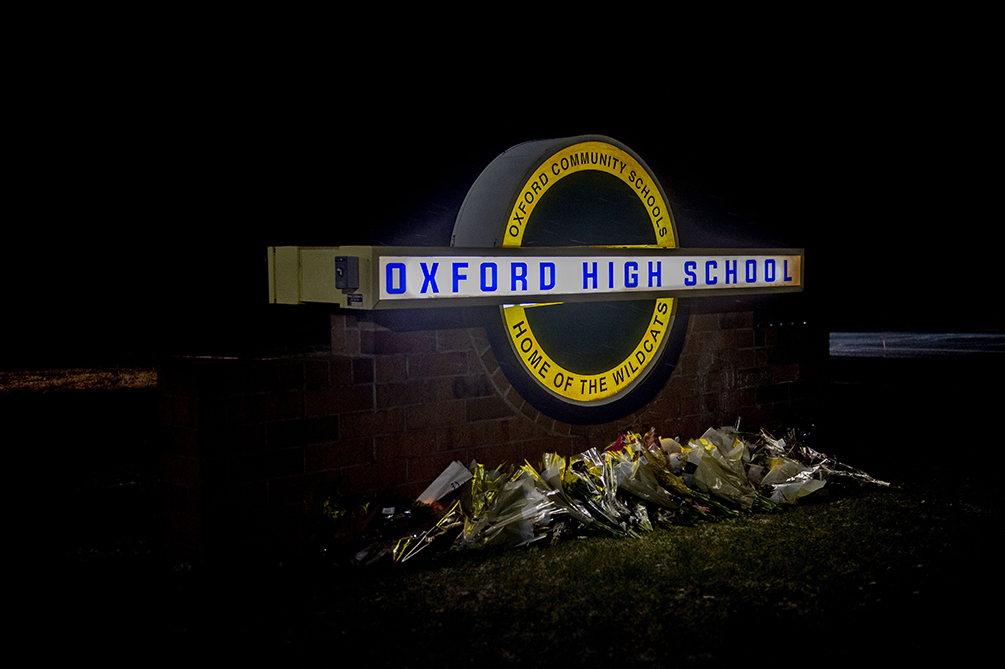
left=61, top=475, right=990, bottom=666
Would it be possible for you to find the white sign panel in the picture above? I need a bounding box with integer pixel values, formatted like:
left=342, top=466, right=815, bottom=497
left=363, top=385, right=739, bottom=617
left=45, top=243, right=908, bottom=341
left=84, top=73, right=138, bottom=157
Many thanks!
left=377, top=254, right=802, bottom=302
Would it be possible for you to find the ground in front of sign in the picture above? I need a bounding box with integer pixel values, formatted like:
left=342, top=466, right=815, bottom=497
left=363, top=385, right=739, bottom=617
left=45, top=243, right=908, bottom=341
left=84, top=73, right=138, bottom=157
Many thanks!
left=34, top=348, right=1003, bottom=664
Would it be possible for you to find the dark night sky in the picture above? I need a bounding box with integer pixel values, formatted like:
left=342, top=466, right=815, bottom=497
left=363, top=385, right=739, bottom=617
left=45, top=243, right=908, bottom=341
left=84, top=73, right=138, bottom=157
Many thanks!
left=5, top=39, right=997, bottom=369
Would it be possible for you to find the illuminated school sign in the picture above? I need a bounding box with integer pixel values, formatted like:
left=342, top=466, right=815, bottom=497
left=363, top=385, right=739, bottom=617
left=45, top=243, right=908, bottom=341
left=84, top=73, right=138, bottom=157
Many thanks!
left=269, top=135, right=804, bottom=424
left=377, top=250, right=801, bottom=303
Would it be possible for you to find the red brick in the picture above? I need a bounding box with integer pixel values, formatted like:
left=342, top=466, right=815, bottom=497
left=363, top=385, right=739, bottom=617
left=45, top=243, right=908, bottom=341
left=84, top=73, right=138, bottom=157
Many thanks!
left=736, top=367, right=772, bottom=389
left=376, top=380, right=437, bottom=409
left=374, top=430, right=437, bottom=461
left=340, top=461, right=408, bottom=493
left=698, top=371, right=724, bottom=394
left=677, top=416, right=705, bottom=441
left=434, top=377, right=462, bottom=401
left=408, top=352, right=469, bottom=379
left=340, top=408, right=404, bottom=438
left=727, top=328, right=755, bottom=349
left=306, top=437, right=373, bottom=472
left=466, top=396, right=513, bottom=422
left=376, top=354, right=407, bottom=382
left=299, top=357, right=351, bottom=387
left=451, top=374, right=494, bottom=399
left=374, top=330, right=436, bottom=355
left=479, top=345, right=501, bottom=376
left=265, top=391, right=303, bottom=422
left=352, top=358, right=374, bottom=384
left=305, top=385, right=373, bottom=417
left=518, top=400, right=540, bottom=422
left=490, top=366, right=510, bottom=393
left=690, top=313, right=720, bottom=332
left=668, top=372, right=699, bottom=397
left=698, top=391, right=722, bottom=416
left=721, top=310, right=753, bottom=329
left=436, top=329, right=472, bottom=352
left=541, top=411, right=563, bottom=429
left=503, top=385, right=524, bottom=407
left=436, top=421, right=500, bottom=452
left=404, top=400, right=465, bottom=430
left=331, top=317, right=347, bottom=353
left=342, top=328, right=362, bottom=356
left=393, top=480, right=432, bottom=501
left=551, top=421, right=573, bottom=437
left=523, top=437, right=575, bottom=466
left=408, top=453, right=467, bottom=484
left=736, top=387, right=757, bottom=410
left=330, top=357, right=353, bottom=387
left=276, top=360, right=305, bottom=390
left=471, top=443, right=522, bottom=468
left=359, top=328, right=375, bottom=354
left=497, top=416, right=542, bottom=443
left=680, top=392, right=700, bottom=417
left=303, top=359, right=330, bottom=389
left=723, top=347, right=755, bottom=369
left=469, top=327, right=491, bottom=355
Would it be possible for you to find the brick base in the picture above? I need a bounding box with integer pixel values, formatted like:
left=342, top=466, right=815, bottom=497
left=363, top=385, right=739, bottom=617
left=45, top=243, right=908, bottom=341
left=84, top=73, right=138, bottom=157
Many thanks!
left=158, top=310, right=823, bottom=565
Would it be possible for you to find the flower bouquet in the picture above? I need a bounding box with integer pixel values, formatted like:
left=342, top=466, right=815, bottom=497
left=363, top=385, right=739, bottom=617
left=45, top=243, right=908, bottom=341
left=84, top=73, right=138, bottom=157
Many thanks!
left=336, top=420, right=890, bottom=567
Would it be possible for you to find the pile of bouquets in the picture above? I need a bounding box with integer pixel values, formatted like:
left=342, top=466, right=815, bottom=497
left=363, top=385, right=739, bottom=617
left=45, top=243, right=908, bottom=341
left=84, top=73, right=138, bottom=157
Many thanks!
left=329, top=424, right=889, bottom=566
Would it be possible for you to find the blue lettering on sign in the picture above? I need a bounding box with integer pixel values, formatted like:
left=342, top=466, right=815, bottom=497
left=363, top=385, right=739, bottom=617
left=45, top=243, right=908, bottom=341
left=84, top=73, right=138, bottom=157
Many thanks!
left=648, top=261, right=661, bottom=288
left=784, top=260, right=793, bottom=282
left=386, top=262, right=406, bottom=294
left=625, top=261, right=638, bottom=288
left=583, top=262, right=598, bottom=290
left=684, top=261, right=697, bottom=286
left=725, top=260, right=736, bottom=285
left=480, top=262, right=497, bottom=292
left=766, top=259, right=776, bottom=282
left=705, top=260, right=717, bottom=286
left=745, top=259, right=757, bottom=284
left=452, top=262, right=468, bottom=292
left=512, top=262, right=528, bottom=291
left=540, top=262, right=556, bottom=291
left=420, top=262, right=439, bottom=294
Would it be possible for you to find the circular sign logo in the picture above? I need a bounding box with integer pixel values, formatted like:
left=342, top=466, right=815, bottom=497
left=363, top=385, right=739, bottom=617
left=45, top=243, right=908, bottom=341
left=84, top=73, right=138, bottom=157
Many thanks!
left=452, top=136, right=688, bottom=424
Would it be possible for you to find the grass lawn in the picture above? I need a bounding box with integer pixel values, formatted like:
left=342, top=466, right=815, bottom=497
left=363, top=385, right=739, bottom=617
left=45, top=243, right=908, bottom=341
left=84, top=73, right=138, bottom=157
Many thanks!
left=60, top=469, right=995, bottom=667
left=285, top=475, right=995, bottom=667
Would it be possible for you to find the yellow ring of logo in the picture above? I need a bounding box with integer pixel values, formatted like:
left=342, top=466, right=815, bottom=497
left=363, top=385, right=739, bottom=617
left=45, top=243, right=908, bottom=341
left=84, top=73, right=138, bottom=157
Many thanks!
left=500, top=141, right=678, bottom=404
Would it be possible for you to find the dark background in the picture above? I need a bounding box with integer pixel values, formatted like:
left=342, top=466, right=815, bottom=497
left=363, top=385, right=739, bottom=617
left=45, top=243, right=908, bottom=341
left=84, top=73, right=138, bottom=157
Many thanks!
left=6, top=38, right=997, bottom=370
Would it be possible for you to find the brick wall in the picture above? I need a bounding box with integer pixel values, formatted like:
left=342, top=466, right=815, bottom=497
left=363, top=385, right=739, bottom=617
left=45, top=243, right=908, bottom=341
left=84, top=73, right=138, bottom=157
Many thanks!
left=158, top=308, right=822, bottom=565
